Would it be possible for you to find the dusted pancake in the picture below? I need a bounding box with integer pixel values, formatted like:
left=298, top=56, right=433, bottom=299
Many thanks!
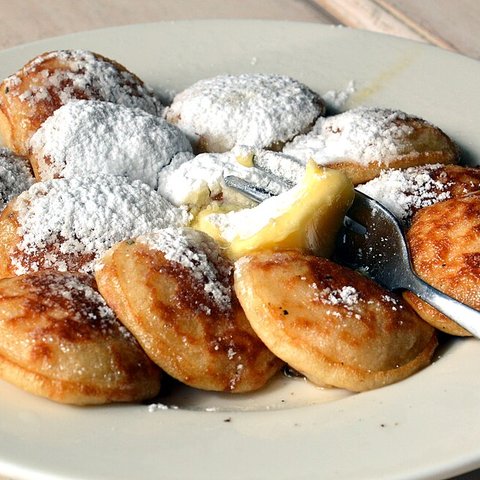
left=283, top=107, right=458, bottom=184
left=358, top=163, right=480, bottom=224
left=234, top=250, right=437, bottom=392
left=0, top=174, right=189, bottom=279
left=0, top=271, right=161, bottom=404
left=404, top=193, right=480, bottom=336
left=95, top=227, right=282, bottom=393
left=165, top=73, right=325, bottom=153
left=0, top=49, right=163, bottom=156
left=29, top=100, right=192, bottom=186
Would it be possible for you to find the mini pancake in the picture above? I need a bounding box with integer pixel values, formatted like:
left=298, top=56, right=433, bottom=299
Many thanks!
left=404, top=193, right=480, bottom=336
left=234, top=250, right=437, bottom=392
left=283, top=107, right=458, bottom=184
left=0, top=147, right=35, bottom=212
left=358, top=163, right=480, bottom=224
left=29, top=100, right=192, bottom=186
left=164, top=73, right=325, bottom=153
left=0, top=174, right=189, bottom=279
left=0, top=271, right=161, bottom=405
left=0, top=49, right=163, bottom=156
left=95, top=227, right=283, bottom=393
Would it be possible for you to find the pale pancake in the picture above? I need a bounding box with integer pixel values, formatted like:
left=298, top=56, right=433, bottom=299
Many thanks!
left=165, top=73, right=325, bottom=153
left=234, top=250, right=437, bottom=392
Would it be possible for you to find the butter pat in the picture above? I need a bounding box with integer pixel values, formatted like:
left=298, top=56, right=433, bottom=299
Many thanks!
left=193, top=161, right=354, bottom=260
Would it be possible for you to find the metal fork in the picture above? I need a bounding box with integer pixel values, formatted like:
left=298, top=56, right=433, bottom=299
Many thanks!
left=335, top=190, right=480, bottom=338
left=225, top=172, right=480, bottom=338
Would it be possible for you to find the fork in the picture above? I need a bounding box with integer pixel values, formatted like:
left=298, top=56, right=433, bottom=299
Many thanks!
left=225, top=170, right=480, bottom=338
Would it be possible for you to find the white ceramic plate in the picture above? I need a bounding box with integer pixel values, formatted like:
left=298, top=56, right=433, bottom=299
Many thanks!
left=0, top=20, right=479, bottom=480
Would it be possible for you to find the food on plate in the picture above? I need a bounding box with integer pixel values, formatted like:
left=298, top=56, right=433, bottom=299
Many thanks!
left=193, top=161, right=354, bottom=260
left=0, top=49, right=163, bottom=156
left=157, top=148, right=296, bottom=209
left=283, top=107, right=459, bottom=184
left=357, top=163, right=480, bottom=224
left=28, top=100, right=192, bottom=187
left=0, top=46, right=475, bottom=405
left=234, top=250, right=438, bottom=392
left=0, top=271, right=161, bottom=404
left=165, top=73, right=325, bottom=153
left=95, top=228, right=283, bottom=392
left=0, top=147, right=35, bottom=212
left=403, top=193, right=480, bottom=336
left=0, top=174, right=190, bottom=279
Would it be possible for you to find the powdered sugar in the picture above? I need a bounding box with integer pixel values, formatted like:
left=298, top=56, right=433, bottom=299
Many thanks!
left=283, top=107, right=416, bottom=167
left=11, top=174, right=190, bottom=275
left=5, top=49, right=163, bottom=115
left=165, top=73, right=325, bottom=152
left=357, top=164, right=452, bottom=222
left=26, top=271, right=130, bottom=337
left=30, top=100, right=192, bottom=189
left=136, top=227, right=232, bottom=313
left=0, top=148, right=35, bottom=211
left=322, top=80, right=356, bottom=111
left=325, top=286, right=360, bottom=308
left=157, top=149, right=293, bottom=207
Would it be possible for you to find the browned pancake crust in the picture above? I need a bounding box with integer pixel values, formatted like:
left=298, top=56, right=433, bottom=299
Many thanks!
left=404, top=192, right=480, bottom=335
left=95, top=238, right=283, bottom=393
left=0, top=50, right=160, bottom=159
left=234, top=250, right=437, bottom=392
left=0, top=271, right=161, bottom=404
left=435, top=164, right=480, bottom=197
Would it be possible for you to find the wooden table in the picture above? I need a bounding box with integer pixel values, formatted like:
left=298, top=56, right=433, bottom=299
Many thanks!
left=0, top=1, right=478, bottom=479
left=1, top=0, right=480, bottom=59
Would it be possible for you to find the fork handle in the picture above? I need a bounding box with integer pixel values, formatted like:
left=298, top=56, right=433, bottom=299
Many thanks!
left=407, top=274, right=480, bottom=338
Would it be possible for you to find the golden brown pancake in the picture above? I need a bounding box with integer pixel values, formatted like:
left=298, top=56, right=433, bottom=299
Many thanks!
left=0, top=49, right=162, bottom=156
left=404, top=192, right=480, bottom=336
left=283, top=107, right=458, bottom=185
left=0, top=271, right=161, bottom=404
left=234, top=250, right=437, bottom=392
left=95, top=227, right=283, bottom=393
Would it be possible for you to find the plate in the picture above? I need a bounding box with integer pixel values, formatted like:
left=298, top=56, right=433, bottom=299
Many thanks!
left=0, top=20, right=480, bottom=480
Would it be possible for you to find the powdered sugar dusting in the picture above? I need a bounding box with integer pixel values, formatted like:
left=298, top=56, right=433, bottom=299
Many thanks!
left=11, top=175, right=190, bottom=275
left=157, top=149, right=291, bottom=207
left=322, top=80, right=356, bottom=111
left=137, top=228, right=232, bottom=313
left=0, top=148, right=35, bottom=211
left=30, top=100, right=192, bottom=189
left=165, top=73, right=324, bottom=151
left=5, top=49, right=163, bottom=115
left=26, top=271, right=130, bottom=337
left=283, top=107, right=416, bottom=167
left=357, top=164, right=451, bottom=222
left=326, top=286, right=360, bottom=308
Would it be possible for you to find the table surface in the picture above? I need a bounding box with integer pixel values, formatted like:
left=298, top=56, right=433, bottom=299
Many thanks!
left=0, top=1, right=479, bottom=479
